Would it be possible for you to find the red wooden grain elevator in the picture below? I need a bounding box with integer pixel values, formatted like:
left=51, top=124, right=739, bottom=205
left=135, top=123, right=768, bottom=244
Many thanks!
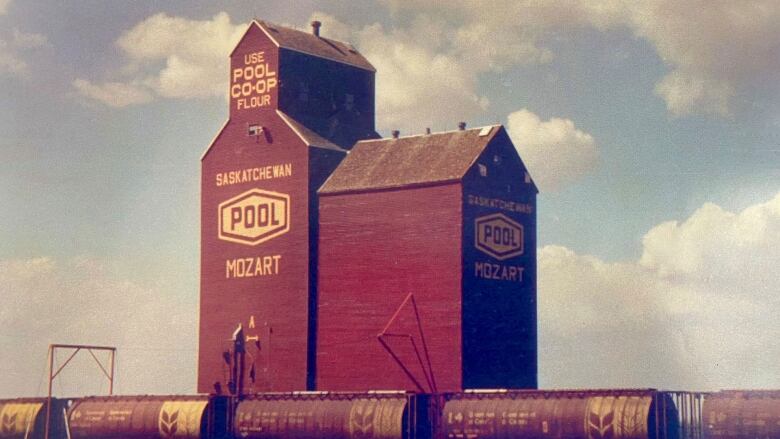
left=316, top=126, right=538, bottom=392
left=199, top=20, right=376, bottom=393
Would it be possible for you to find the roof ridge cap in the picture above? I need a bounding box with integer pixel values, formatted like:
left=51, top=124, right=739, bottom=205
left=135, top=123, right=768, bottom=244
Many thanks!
left=258, top=19, right=350, bottom=45
left=249, top=18, right=374, bottom=71
left=355, top=124, right=503, bottom=144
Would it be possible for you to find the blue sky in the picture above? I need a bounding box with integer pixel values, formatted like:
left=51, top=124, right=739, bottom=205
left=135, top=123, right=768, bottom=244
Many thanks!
left=1, top=1, right=779, bottom=396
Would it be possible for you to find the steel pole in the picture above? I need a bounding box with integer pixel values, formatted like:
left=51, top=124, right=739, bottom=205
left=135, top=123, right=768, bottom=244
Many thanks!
left=108, top=349, right=115, bottom=395
left=45, top=345, right=53, bottom=439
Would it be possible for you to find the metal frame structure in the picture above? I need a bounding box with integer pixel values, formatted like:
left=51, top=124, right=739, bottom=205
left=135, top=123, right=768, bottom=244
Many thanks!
left=377, top=293, right=437, bottom=394
left=45, top=344, right=116, bottom=439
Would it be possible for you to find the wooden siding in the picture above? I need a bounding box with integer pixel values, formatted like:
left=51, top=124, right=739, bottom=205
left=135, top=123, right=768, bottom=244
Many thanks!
left=461, top=134, right=538, bottom=389
left=201, top=20, right=357, bottom=393
left=316, top=184, right=463, bottom=392
left=199, top=113, right=311, bottom=393
left=229, top=24, right=279, bottom=121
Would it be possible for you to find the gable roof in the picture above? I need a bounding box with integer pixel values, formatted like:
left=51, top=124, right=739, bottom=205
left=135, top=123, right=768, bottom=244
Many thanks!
left=232, top=20, right=374, bottom=72
left=200, top=111, right=345, bottom=160
left=276, top=111, right=345, bottom=152
left=319, top=125, right=506, bottom=194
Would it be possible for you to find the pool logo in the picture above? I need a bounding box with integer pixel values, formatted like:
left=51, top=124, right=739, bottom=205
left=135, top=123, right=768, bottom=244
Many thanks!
left=219, top=189, right=290, bottom=245
left=475, top=213, right=524, bottom=260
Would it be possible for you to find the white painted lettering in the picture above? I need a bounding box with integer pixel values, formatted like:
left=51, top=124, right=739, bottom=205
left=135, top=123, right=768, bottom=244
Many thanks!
left=215, top=163, right=292, bottom=187
left=226, top=255, right=282, bottom=279
left=474, top=262, right=524, bottom=283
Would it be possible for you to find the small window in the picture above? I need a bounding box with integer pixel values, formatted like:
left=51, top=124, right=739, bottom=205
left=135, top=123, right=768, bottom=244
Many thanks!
left=248, top=125, right=263, bottom=136
left=478, top=163, right=488, bottom=177
left=493, top=154, right=502, bottom=164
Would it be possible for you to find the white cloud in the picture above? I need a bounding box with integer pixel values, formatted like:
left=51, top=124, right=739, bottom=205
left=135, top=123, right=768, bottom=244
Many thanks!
left=117, top=12, right=245, bottom=99
left=0, top=29, right=46, bottom=75
left=308, top=6, right=607, bottom=133
left=74, top=3, right=780, bottom=115
left=377, top=1, right=780, bottom=117
left=540, top=191, right=780, bottom=389
left=360, top=23, right=488, bottom=133
left=73, top=79, right=153, bottom=108
left=654, top=71, right=734, bottom=118
left=640, top=195, right=780, bottom=284
left=0, top=256, right=196, bottom=396
left=74, top=12, right=245, bottom=106
left=506, top=108, right=598, bottom=191
left=378, top=0, right=587, bottom=60
left=626, top=1, right=780, bottom=117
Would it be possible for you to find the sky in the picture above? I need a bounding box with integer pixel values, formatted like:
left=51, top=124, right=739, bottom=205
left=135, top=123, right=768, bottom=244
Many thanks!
left=0, top=0, right=778, bottom=397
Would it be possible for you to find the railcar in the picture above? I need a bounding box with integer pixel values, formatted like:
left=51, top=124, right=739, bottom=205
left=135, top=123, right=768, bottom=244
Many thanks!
left=0, top=391, right=680, bottom=439
left=8, top=390, right=780, bottom=439
left=702, top=390, right=780, bottom=438
left=443, top=390, right=681, bottom=439
left=234, top=392, right=431, bottom=439
left=0, top=398, right=68, bottom=439
left=66, top=395, right=230, bottom=439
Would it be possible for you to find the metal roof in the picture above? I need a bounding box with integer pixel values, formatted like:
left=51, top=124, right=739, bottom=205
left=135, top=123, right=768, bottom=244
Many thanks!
left=276, top=111, right=345, bottom=152
left=240, top=20, right=374, bottom=72
left=319, top=125, right=503, bottom=194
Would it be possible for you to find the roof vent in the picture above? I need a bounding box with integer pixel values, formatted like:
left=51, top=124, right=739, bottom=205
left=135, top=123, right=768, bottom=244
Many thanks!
left=458, top=122, right=466, bottom=130
left=425, top=127, right=431, bottom=135
left=311, top=21, right=321, bottom=37
left=478, top=126, right=493, bottom=137
left=391, top=130, right=400, bottom=139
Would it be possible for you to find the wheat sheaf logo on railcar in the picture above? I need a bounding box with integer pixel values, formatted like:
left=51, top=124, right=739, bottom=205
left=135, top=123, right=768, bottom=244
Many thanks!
left=621, top=405, right=644, bottom=437
left=1, top=413, right=17, bottom=433
left=349, top=401, right=376, bottom=438
left=159, top=409, right=179, bottom=438
left=588, top=410, right=615, bottom=439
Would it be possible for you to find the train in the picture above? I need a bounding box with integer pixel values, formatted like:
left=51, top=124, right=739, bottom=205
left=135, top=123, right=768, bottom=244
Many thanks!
left=1, top=389, right=777, bottom=439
